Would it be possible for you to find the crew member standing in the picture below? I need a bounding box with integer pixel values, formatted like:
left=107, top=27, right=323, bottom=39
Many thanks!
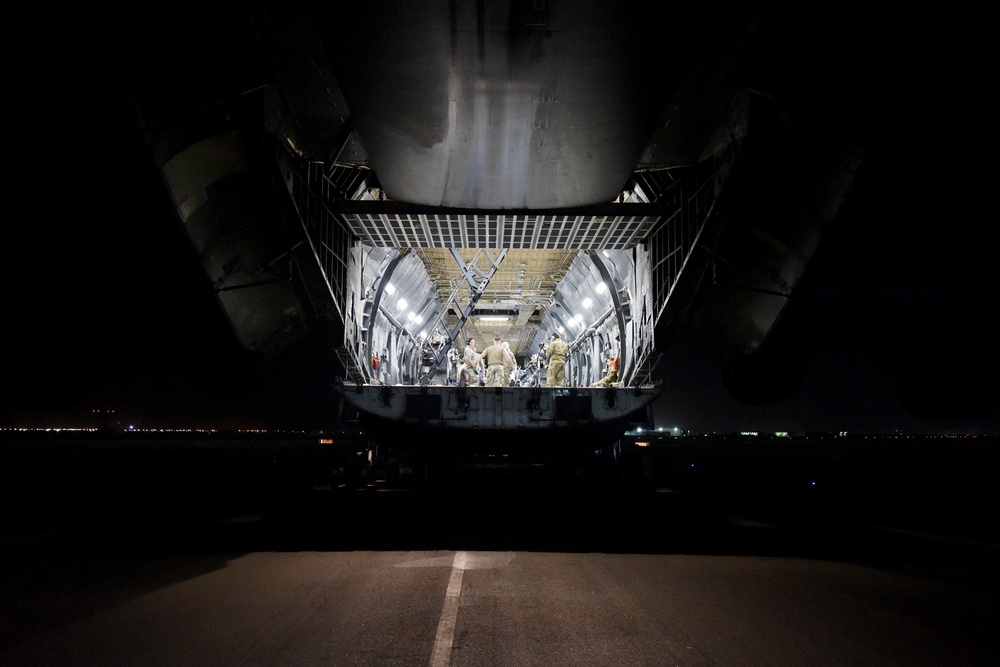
left=475, top=335, right=509, bottom=387
left=545, top=332, right=569, bottom=387
left=501, top=341, right=517, bottom=385
left=460, top=336, right=479, bottom=385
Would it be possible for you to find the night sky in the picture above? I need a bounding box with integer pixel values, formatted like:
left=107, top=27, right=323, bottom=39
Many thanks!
left=3, top=13, right=997, bottom=435
left=655, top=102, right=1000, bottom=435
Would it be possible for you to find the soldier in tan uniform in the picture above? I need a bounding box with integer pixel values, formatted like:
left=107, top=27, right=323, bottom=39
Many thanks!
left=591, top=356, right=620, bottom=387
left=545, top=332, right=570, bottom=387
left=460, top=336, right=479, bottom=385
left=501, top=341, right=516, bottom=385
left=475, top=335, right=511, bottom=387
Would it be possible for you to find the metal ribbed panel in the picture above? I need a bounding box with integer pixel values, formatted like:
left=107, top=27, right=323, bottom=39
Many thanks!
left=340, top=213, right=660, bottom=250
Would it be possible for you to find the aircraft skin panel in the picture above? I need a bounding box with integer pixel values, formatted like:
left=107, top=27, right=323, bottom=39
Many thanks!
left=150, top=122, right=311, bottom=361
left=683, top=95, right=864, bottom=366
left=322, top=2, right=695, bottom=209
left=336, top=384, right=663, bottom=441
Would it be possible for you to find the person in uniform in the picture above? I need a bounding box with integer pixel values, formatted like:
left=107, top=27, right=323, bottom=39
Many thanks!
left=545, top=332, right=569, bottom=387
left=475, top=335, right=510, bottom=387
left=501, top=341, right=517, bottom=385
left=591, top=356, right=620, bottom=387
left=460, top=336, right=479, bottom=385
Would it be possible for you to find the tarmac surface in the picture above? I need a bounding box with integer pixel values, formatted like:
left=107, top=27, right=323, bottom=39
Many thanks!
left=1, top=434, right=997, bottom=666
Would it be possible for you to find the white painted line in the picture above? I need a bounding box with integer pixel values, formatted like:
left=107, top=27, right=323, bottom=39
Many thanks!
left=429, top=551, right=467, bottom=667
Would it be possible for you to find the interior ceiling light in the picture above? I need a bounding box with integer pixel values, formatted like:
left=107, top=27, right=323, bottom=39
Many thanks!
left=479, top=316, right=510, bottom=322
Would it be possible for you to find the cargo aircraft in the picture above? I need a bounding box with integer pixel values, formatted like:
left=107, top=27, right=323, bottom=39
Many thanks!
left=110, top=1, right=897, bottom=466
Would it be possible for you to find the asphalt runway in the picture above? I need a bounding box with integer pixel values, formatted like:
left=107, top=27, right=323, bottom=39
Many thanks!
left=1, top=463, right=997, bottom=667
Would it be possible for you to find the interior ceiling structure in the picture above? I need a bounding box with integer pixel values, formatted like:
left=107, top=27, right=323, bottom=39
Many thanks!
left=416, top=247, right=575, bottom=355
left=417, top=248, right=573, bottom=308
